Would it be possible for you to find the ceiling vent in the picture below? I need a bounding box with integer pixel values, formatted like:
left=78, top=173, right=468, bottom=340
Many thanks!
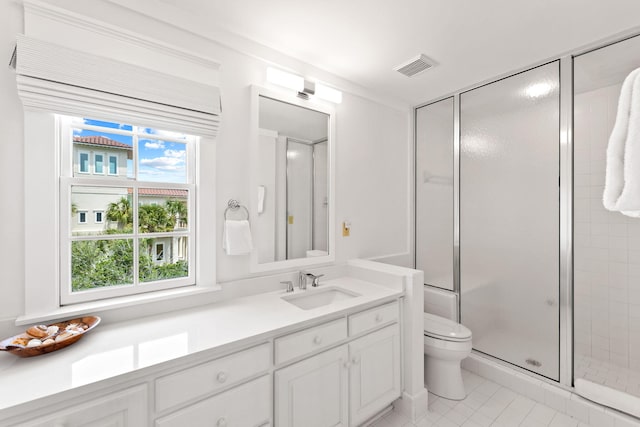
left=394, top=54, right=434, bottom=77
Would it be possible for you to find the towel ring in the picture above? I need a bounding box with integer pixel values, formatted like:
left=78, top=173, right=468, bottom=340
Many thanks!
left=224, top=199, right=249, bottom=220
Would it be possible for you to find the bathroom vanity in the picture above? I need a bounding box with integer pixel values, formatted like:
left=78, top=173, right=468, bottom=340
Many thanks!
left=0, top=265, right=421, bottom=427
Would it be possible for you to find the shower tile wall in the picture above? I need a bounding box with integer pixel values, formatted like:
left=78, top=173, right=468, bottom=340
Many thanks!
left=574, top=83, right=640, bottom=375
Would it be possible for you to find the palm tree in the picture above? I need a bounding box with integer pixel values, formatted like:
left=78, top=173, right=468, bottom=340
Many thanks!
left=165, top=199, right=188, bottom=229
left=106, top=197, right=132, bottom=230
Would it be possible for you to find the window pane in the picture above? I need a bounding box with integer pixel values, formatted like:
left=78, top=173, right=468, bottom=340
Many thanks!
left=71, top=186, right=133, bottom=235
left=71, top=239, right=133, bottom=291
left=95, top=154, right=104, bottom=174
left=138, top=138, right=187, bottom=183
left=139, top=237, right=188, bottom=283
left=109, top=155, right=118, bottom=175
left=79, top=152, right=89, bottom=173
left=73, top=130, right=132, bottom=178
left=138, top=188, right=188, bottom=233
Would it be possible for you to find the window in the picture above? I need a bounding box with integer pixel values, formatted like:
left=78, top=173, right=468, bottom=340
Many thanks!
left=154, top=242, right=165, bottom=263
left=79, top=152, right=89, bottom=173
left=95, top=154, right=104, bottom=174
left=61, top=116, right=196, bottom=304
left=108, top=155, right=118, bottom=175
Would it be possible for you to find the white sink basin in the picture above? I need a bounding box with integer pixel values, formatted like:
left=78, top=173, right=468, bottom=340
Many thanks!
left=282, top=286, right=360, bottom=310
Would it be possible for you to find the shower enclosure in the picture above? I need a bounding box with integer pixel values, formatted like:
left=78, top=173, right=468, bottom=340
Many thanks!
left=415, top=31, right=640, bottom=417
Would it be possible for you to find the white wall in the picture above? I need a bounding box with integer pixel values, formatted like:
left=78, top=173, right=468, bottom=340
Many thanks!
left=0, top=1, right=26, bottom=330
left=0, top=1, right=410, bottom=325
left=574, top=83, right=640, bottom=372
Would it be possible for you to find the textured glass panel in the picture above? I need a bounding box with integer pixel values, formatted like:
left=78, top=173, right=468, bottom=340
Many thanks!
left=71, top=239, right=133, bottom=291
left=416, top=98, right=454, bottom=290
left=460, top=62, right=560, bottom=379
left=573, top=34, right=640, bottom=399
left=138, top=188, right=189, bottom=233
left=139, top=237, right=189, bottom=283
left=71, top=186, right=133, bottom=235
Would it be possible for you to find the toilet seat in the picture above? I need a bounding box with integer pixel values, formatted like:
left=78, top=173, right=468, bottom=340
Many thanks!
left=423, top=312, right=472, bottom=342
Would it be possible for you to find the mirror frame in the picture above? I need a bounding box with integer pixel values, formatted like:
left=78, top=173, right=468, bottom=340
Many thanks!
left=249, top=85, right=336, bottom=272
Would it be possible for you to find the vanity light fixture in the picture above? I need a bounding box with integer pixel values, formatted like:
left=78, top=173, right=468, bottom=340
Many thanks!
left=266, top=67, right=342, bottom=104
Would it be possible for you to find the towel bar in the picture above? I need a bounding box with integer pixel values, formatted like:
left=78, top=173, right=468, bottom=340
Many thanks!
left=224, top=199, right=249, bottom=220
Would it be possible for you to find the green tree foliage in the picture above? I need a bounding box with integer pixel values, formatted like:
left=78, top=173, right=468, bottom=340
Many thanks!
left=72, top=198, right=189, bottom=291
left=106, top=197, right=133, bottom=231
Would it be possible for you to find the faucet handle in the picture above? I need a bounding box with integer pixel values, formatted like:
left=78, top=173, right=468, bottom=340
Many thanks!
left=309, top=273, right=324, bottom=287
left=281, top=281, right=294, bottom=293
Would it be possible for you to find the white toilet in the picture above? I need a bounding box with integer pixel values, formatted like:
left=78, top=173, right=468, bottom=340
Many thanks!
left=423, top=312, right=473, bottom=400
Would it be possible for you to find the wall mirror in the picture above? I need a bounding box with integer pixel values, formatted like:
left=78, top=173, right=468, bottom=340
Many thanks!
left=249, top=86, right=335, bottom=272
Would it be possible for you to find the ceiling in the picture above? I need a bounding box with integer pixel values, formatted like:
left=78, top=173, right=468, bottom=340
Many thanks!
left=120, top=0, right=640, bottom=106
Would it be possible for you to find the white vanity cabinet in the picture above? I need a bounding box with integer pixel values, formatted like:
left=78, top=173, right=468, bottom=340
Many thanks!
left=274, top=300, right=401, bottom=427
left=349, top=324, right=401, bottom=426
left=12, top=385, right=148, bottom=427
left=1, top=294, right=404, bottom=427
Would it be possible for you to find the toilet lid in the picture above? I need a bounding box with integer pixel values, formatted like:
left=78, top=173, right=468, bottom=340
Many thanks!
left=423, top=313, right=472, bottom=341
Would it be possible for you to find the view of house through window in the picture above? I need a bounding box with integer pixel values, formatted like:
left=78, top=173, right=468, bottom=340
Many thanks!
left=64, top=117, right=195, bottom=301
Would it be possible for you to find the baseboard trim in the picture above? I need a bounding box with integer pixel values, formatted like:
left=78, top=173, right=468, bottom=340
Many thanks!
left=392, top=388, right=429, bottom=423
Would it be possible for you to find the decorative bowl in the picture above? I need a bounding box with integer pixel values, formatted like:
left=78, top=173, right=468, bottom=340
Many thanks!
left=0, top=316, right=100, bottom=358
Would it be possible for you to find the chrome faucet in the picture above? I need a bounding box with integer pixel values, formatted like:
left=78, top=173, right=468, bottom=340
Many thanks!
left=298, top=271, right=308, bottom=290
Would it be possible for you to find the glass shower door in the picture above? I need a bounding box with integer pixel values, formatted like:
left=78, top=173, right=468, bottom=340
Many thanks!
left=460, top=62, right=560, bottom=379
left=416, top=98, right=455, bottom=290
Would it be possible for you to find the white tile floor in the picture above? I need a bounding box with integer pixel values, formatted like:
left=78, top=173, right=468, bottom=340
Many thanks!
left=370, top=370, right=593, bottom=427
left=575, top=354, right=640, bottom=398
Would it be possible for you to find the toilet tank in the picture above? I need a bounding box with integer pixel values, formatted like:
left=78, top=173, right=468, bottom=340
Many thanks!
left=424, top=285, right=458, bottom=321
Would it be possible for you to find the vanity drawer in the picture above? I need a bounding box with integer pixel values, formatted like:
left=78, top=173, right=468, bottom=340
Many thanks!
left=155, top=343, right=270, bottom=412
left=275, top=318, right=347, bottom=365
left=349, top=300, right=399, bottom=336
left=155, top=375, right=270, bottom=427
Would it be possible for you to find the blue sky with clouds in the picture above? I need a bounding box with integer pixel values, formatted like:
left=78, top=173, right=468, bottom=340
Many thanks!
left=73, top=119, right=187, bottom=183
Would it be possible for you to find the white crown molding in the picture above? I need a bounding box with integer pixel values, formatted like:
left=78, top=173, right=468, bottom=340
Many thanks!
left=23, top=0, right=221, bottom=71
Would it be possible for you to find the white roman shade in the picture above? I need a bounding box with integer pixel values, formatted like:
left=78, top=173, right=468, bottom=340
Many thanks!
left=15, top=34, right=221, bottom=137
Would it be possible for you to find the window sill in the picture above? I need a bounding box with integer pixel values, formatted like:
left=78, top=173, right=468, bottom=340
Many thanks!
left=15, top=285, right=222, bottom=326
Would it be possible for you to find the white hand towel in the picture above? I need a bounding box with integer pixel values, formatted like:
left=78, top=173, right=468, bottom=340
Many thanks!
left=603, top=67, right=640, bottom=216
left=222, top=220, right=253, bottom=255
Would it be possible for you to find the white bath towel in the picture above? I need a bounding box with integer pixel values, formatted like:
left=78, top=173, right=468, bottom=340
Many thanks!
left=603, top=67, right=640, bottom=217
left=222, top=220, right=253, bottom=255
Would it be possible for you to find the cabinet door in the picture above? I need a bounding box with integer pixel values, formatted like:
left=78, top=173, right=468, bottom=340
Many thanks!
left=275, top=345, right=349, bottom=427
left=349, top=324, right=401, bottom=427
left=16, top=385, right=147, bottom=427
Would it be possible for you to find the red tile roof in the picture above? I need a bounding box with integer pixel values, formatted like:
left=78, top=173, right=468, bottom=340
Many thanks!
left=73, top=135, right=132, bottom=150
left=128, top=188, right=188, bottom=198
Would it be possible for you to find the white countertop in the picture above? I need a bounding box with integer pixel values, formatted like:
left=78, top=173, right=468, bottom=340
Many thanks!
left=0, top=277, right=402, bottom=413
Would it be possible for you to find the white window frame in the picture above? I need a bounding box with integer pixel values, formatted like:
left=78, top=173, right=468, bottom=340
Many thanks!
left=78, top=151, right=90, bottom=174
left=94, top=153, right=105, bottom=175
left=59, top=116, right=198, bottom=305
left=108, top=154, right=118, bottom=176
left=94, top=210, right=104, bottom=224
left=17, top=9, right=221, bottom=319
left=78, top=210, right=88, bottom=224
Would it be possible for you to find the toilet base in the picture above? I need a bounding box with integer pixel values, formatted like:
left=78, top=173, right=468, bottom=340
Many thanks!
left=424, top=357, right=466, bottom=400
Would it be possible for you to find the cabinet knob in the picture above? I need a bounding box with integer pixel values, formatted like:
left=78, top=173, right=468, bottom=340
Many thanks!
left=375, top=314, right=383, bottom=322
left=216, top=371, right=228, bottom=383
left=343, top=361, right=351, bottom=369
left=313, top=335, right=322, bottom=345
left=351, top=356, right=361, bottom=364
left=217, top=416, right=228, bottom=427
